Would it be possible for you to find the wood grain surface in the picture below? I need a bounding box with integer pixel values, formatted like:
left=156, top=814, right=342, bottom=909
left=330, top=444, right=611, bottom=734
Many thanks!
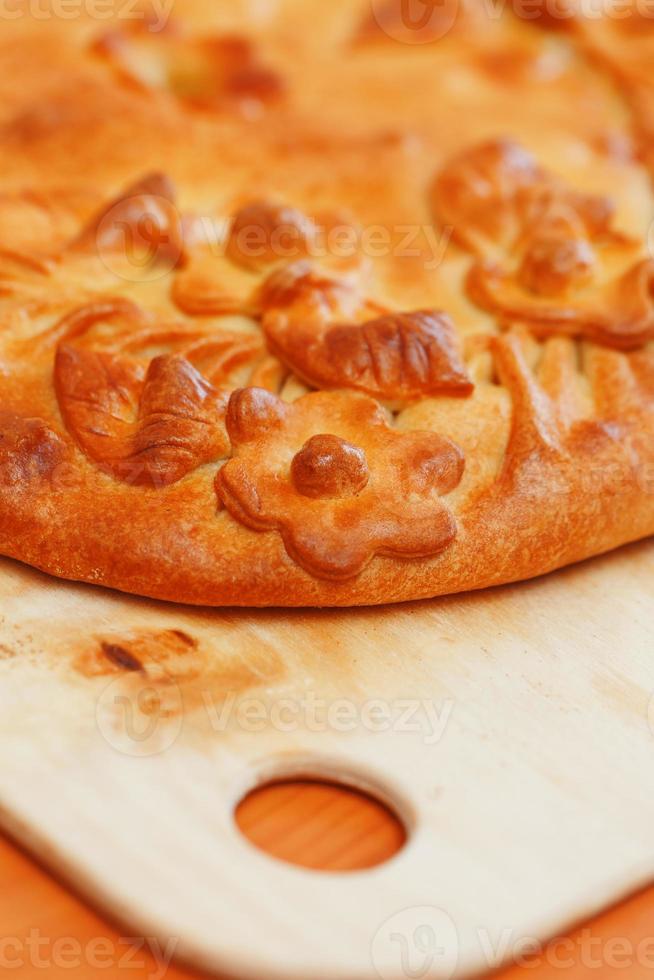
left=1, top=543, right=653, bottom=980
left=1, top=785, right=653, bottom=980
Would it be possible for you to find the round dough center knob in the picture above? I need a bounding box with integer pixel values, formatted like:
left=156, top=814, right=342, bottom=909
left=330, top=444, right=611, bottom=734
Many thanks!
left=291, top=434, right=370, bottom=499
left=519, top=236, right=595, bottom=296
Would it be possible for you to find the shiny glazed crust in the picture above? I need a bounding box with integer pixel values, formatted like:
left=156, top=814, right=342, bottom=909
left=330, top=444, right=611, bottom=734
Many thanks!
left=0, top=0, right=653, bottom=606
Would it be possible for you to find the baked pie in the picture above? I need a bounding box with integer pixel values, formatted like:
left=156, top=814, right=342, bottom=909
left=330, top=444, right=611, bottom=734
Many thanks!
left=0, top=0, right=652, bottom=605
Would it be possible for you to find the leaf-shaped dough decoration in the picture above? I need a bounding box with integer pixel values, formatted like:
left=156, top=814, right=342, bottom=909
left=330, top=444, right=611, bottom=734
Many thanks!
left=264, top=301, right=473, bottom=403
left=258, top=264, right=472, bottom=402
left=55, top=346, right=229, bottom=487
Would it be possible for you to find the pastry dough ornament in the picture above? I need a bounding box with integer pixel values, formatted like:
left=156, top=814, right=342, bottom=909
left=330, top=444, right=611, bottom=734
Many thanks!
left=69, top=172, right=186, bottom=272
left=216, top=387, right=465, bottom=580
left=226, top=202, right=320, bottom=272
left=55, top=346, right=229, bottom=489
left=171, top=199, right=362, bottom=317
left=433, top=139, right=654, bottom=349
left=93, top=26, right=285, bottom=112
left=0, top=174, right=189, bottom=305
left=48, top=299, right=268, bottom=487
left=258, top=262, right=473, bottom=403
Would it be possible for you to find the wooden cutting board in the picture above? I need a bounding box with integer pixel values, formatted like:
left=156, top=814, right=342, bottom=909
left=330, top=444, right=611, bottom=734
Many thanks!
left=0, top=541, right=653, bottom=980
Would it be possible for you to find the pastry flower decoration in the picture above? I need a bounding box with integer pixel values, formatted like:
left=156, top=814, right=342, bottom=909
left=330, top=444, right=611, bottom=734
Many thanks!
left=432, top=138, right=654, bottom=349
left=215, top=386, right=465, bottom=580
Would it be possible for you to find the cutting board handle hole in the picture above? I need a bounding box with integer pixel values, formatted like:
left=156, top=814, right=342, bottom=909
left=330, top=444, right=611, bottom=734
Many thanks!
left=235, top=777, right=407, bottom=872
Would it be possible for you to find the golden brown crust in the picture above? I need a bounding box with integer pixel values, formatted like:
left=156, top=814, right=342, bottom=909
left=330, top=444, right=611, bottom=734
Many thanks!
left=0, top=2, right=653, bottom=606
left=532, top=1, right=654, bottom=180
